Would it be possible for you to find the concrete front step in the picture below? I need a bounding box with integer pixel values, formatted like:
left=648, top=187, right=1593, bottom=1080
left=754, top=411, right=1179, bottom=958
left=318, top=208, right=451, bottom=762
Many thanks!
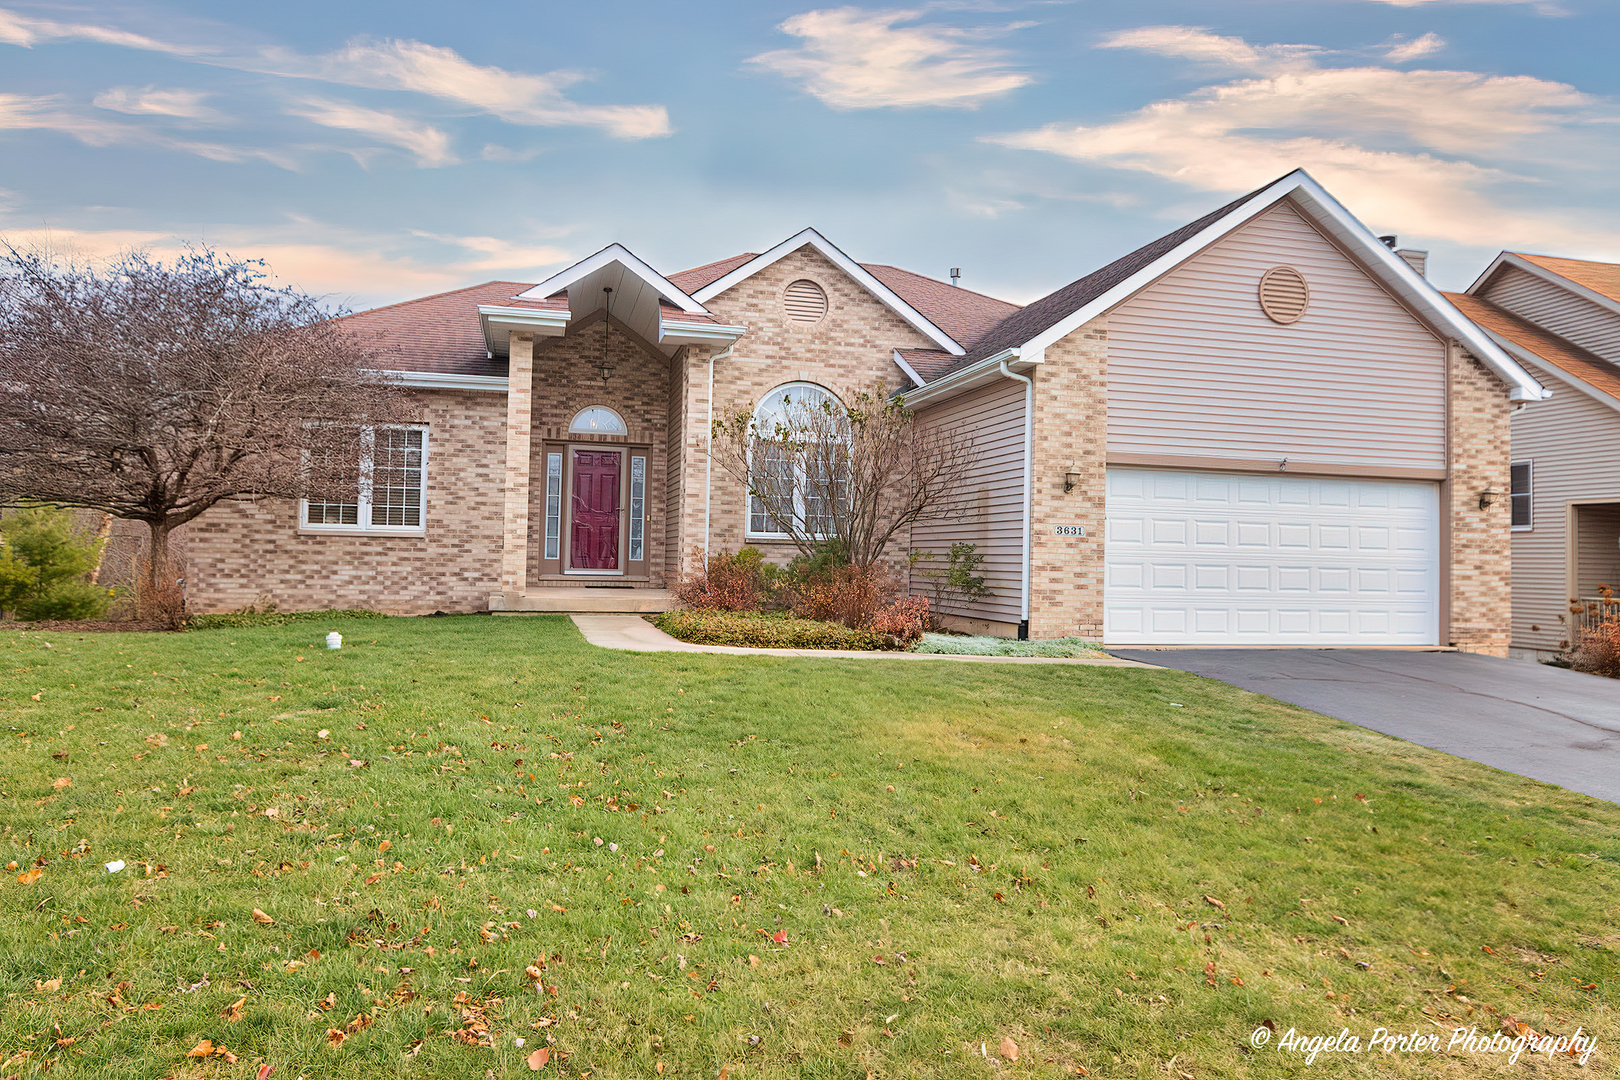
left=489, top=588, right=676, bottom=614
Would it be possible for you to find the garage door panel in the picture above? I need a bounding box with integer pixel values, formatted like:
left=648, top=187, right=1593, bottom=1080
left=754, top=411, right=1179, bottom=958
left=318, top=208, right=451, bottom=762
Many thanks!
left=1105, top=468, right=1438, bottom=645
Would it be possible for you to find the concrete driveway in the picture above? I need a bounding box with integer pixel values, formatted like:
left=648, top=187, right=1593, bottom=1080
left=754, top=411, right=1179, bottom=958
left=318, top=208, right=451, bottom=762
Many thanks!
left=1108, top=649, right=1620, bottom=803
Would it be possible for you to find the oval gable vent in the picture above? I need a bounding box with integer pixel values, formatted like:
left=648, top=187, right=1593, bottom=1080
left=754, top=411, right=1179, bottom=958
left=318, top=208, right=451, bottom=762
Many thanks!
left=783, top=279, right=828, bottom=323
left=1258, top=266, right=1309, bottom=324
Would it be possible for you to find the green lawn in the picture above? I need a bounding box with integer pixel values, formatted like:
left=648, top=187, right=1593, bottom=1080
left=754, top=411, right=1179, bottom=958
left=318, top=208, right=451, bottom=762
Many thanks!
left=0, top=615, right=1614, bottom=1079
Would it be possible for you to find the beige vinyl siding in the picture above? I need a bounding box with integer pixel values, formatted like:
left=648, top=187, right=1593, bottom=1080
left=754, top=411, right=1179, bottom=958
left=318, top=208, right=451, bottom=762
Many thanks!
left=1483, top=267, right=1620, bottom=361
left=1107, top=200, right=1447, bottom=472
left=910, top=378, right=1026, bottom=624
left=1509, top=359, right=1620, bottom=652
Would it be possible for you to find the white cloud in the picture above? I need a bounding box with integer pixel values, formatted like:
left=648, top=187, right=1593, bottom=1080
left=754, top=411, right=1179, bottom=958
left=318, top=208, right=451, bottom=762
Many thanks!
left=0, top=92, right=293, bottom=167
left=0, top=7, right=671, bottom=143
left=989, top=26, right=1615, bottom=251
left=1383, top=32, right=1446, bottom=62
left=1098, top=26, right=1323, bottom=75
left=749, top=6, right=1032, bottom=109
left=0, top=218, right=575, bottom=307
left=93, top=85, right=223, bottom=122
left=0, top=7, right=211, bottom=56
left=259, top=38, right=670, bottom=139
left=1367, top=0, right=1564, bottom=12
left=286, top=98, right=456, bottom=167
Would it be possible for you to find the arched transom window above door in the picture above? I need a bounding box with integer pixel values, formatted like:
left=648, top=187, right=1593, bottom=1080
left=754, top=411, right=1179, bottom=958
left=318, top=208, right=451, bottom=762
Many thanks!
left=569, top=406, right=627, bottom=436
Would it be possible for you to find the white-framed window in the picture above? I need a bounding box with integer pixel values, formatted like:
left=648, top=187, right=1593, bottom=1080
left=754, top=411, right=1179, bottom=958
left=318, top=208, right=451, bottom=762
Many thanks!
left=569, top=406, right=627, bottom=436
left=543, top=451, right=563, bottom=559
left=1510, top=460, right=1532, bottom=530
left=746, top=382, right=846, bottom=539
left=302, top=426, right=428, bottom=534
left=629, top=455, right=646, bottom=562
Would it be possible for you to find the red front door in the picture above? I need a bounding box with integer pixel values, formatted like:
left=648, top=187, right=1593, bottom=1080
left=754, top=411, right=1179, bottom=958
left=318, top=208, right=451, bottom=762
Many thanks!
left=570, top=450, right=621, bottom=570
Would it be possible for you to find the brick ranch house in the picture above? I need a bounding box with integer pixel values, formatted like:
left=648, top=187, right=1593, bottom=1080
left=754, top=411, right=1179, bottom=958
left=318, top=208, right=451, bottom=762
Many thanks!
left=183, top=169, right=1544, bottom=653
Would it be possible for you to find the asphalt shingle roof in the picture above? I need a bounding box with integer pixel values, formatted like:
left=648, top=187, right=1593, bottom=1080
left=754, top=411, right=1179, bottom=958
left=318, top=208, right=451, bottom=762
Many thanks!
left=338, top=281, right=533, bottom=377
left=1514, top=254, right=1620, bottom=306
left=1446, top=292, right=1619, bottom=403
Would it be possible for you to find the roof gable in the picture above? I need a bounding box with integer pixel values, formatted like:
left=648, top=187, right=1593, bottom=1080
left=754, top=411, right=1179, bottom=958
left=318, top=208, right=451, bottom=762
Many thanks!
left=910, top=169, right=1546, bottom=405
left=691, top=228, right=965, bottom=356
left=668, top=253, right=759, bottom=295
left=1467, top=251, right=1620, bottom=321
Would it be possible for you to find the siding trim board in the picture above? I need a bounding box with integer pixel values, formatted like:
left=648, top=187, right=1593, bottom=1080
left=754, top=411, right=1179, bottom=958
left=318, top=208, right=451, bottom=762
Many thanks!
left=1107, top=453, right=1448, bottom=482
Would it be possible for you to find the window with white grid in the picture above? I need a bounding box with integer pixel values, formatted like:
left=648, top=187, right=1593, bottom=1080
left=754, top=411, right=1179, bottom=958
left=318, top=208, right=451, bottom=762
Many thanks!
left=301, top=426, right=428, bottom=534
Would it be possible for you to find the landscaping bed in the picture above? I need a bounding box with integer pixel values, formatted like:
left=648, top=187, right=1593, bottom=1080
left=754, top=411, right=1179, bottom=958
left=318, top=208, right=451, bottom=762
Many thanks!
left=650, top=609, right=888, bottom=650
left=914, top=632, right=1106, bottom=658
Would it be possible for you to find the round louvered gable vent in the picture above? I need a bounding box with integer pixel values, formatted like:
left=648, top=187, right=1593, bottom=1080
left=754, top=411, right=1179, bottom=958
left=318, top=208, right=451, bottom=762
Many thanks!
left=1258, top=266, right=1309, bottom=324
left=783, top=279, right=828, bottom=324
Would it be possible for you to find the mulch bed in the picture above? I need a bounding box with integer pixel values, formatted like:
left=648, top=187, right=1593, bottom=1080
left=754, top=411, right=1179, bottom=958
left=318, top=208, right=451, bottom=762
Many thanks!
left=8, top=618, right=179, bottom=633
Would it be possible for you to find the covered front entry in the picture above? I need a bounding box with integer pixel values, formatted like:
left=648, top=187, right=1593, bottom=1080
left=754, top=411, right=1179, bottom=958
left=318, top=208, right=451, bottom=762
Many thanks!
left=1104, top=467, right=1441, bottom=646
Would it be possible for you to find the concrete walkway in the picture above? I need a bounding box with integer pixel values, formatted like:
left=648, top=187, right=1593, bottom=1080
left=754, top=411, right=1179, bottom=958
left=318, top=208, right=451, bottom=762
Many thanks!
left=569, top=615, right=1152, bottom=666
left=1111, top=648, right=1620, bottom=803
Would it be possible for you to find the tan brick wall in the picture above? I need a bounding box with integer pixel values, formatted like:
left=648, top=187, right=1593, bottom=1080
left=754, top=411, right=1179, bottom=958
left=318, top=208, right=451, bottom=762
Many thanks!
left=1026, top=317, right=1108, bottom=639
left=694, top=245, right=936, bottom=570
left=184, top=388, right=505, bottom=614
left=525, top=316, right=672, bottom=587
left=1446, top=344, right=1513, bottom=656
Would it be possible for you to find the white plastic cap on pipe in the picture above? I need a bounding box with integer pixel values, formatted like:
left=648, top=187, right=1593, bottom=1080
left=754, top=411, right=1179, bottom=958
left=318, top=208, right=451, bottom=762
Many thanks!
left=326, top=632, right=342, bottom=649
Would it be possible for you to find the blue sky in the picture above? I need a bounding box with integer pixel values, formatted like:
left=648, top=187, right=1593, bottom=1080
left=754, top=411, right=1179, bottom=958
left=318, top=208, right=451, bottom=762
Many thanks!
left=2, top=0, right=1616, bottom=309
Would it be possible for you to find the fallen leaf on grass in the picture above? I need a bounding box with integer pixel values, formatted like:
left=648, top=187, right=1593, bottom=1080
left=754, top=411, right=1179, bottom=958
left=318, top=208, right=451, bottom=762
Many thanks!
left=326, top=1029, right=347, bottom=1046
left=185, top=1041, right=214, bottom=1059
left=16, top=868, right=41, bottom=885
left=256, top=1066, right=275, bottom=1080
left=1204, top=962, right=1218, bottom=987
left=1203, top=896, right=1226, bottom=912
left=999, top=1037, right=1019, bottom=1062
left=34, top=978, right=61, bottom=992
left=52, top=777, right=70, bottom=790
left=1331, top=915, right=1350, bottom=926
left=252, top=908, right=275, bottom=925
left=525, top=1047, right=550, bottom=1071
left=222, top=994, right=247, bottom=1021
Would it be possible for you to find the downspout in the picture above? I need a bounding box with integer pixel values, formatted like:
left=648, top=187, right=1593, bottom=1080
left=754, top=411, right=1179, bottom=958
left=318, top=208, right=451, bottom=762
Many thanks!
left=998, top=357, right=1034, bottom=639
left=702, top=345, right=733, bottom=558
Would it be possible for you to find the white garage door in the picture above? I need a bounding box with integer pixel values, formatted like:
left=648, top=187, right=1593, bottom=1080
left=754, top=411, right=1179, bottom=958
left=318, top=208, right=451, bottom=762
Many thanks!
left=1104, top=468, right=1439, bottom=646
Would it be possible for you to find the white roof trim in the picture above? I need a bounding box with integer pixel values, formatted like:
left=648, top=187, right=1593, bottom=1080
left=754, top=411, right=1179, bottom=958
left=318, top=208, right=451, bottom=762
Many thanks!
left=659, top=317, right=749, bottom=346
left=517, top=243, right=707, bottom=315
left=692, top=227, right=965, bottom=357
left=476, top=303, right=570, bottom=358
left=1482, top=330, right=1620, bottom=414
left=1018, top=169, right=1547, bottom=402
left=891, top=349, right=925, bottom=388
left=899, top=347, right=1038, bottom=409
left=1466, top=251, right=1620, bottom=321
left=371, top=369, right=509, bottom=393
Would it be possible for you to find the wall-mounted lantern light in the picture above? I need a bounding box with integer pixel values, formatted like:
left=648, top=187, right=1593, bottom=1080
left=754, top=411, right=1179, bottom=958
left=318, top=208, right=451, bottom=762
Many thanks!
left=1478, top=485, right=1497, bottom=511
left=1064, top=465, right=1083, bottom=493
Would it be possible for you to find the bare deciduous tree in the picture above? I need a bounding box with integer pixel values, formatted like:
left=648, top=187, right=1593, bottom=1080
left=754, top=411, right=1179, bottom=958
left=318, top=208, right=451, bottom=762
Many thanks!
left=0, top=244, right=413, bottom=620
left=711, top=383, right=975, bottom=569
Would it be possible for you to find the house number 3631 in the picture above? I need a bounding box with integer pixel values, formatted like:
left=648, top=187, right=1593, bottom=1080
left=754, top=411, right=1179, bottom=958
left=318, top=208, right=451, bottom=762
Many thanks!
left=1054, top=525, right=1087, bottom=537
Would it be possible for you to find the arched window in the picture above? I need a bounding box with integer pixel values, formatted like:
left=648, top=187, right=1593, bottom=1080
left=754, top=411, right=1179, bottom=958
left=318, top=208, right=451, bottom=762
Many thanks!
left=568, top=406, right=627, bottom=436
left=747, top=383, right=847, bottom=538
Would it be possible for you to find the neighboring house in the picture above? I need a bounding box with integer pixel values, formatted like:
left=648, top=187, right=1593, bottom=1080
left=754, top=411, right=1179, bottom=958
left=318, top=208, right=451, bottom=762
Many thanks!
left=1445, top=255, right=1620, bottom=661
left=183, top=169, right=1543, bottom=653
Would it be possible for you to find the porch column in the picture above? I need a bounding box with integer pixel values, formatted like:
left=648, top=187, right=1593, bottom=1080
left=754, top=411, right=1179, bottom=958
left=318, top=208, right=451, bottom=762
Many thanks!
left=500, top=331, right=535, bottom=600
